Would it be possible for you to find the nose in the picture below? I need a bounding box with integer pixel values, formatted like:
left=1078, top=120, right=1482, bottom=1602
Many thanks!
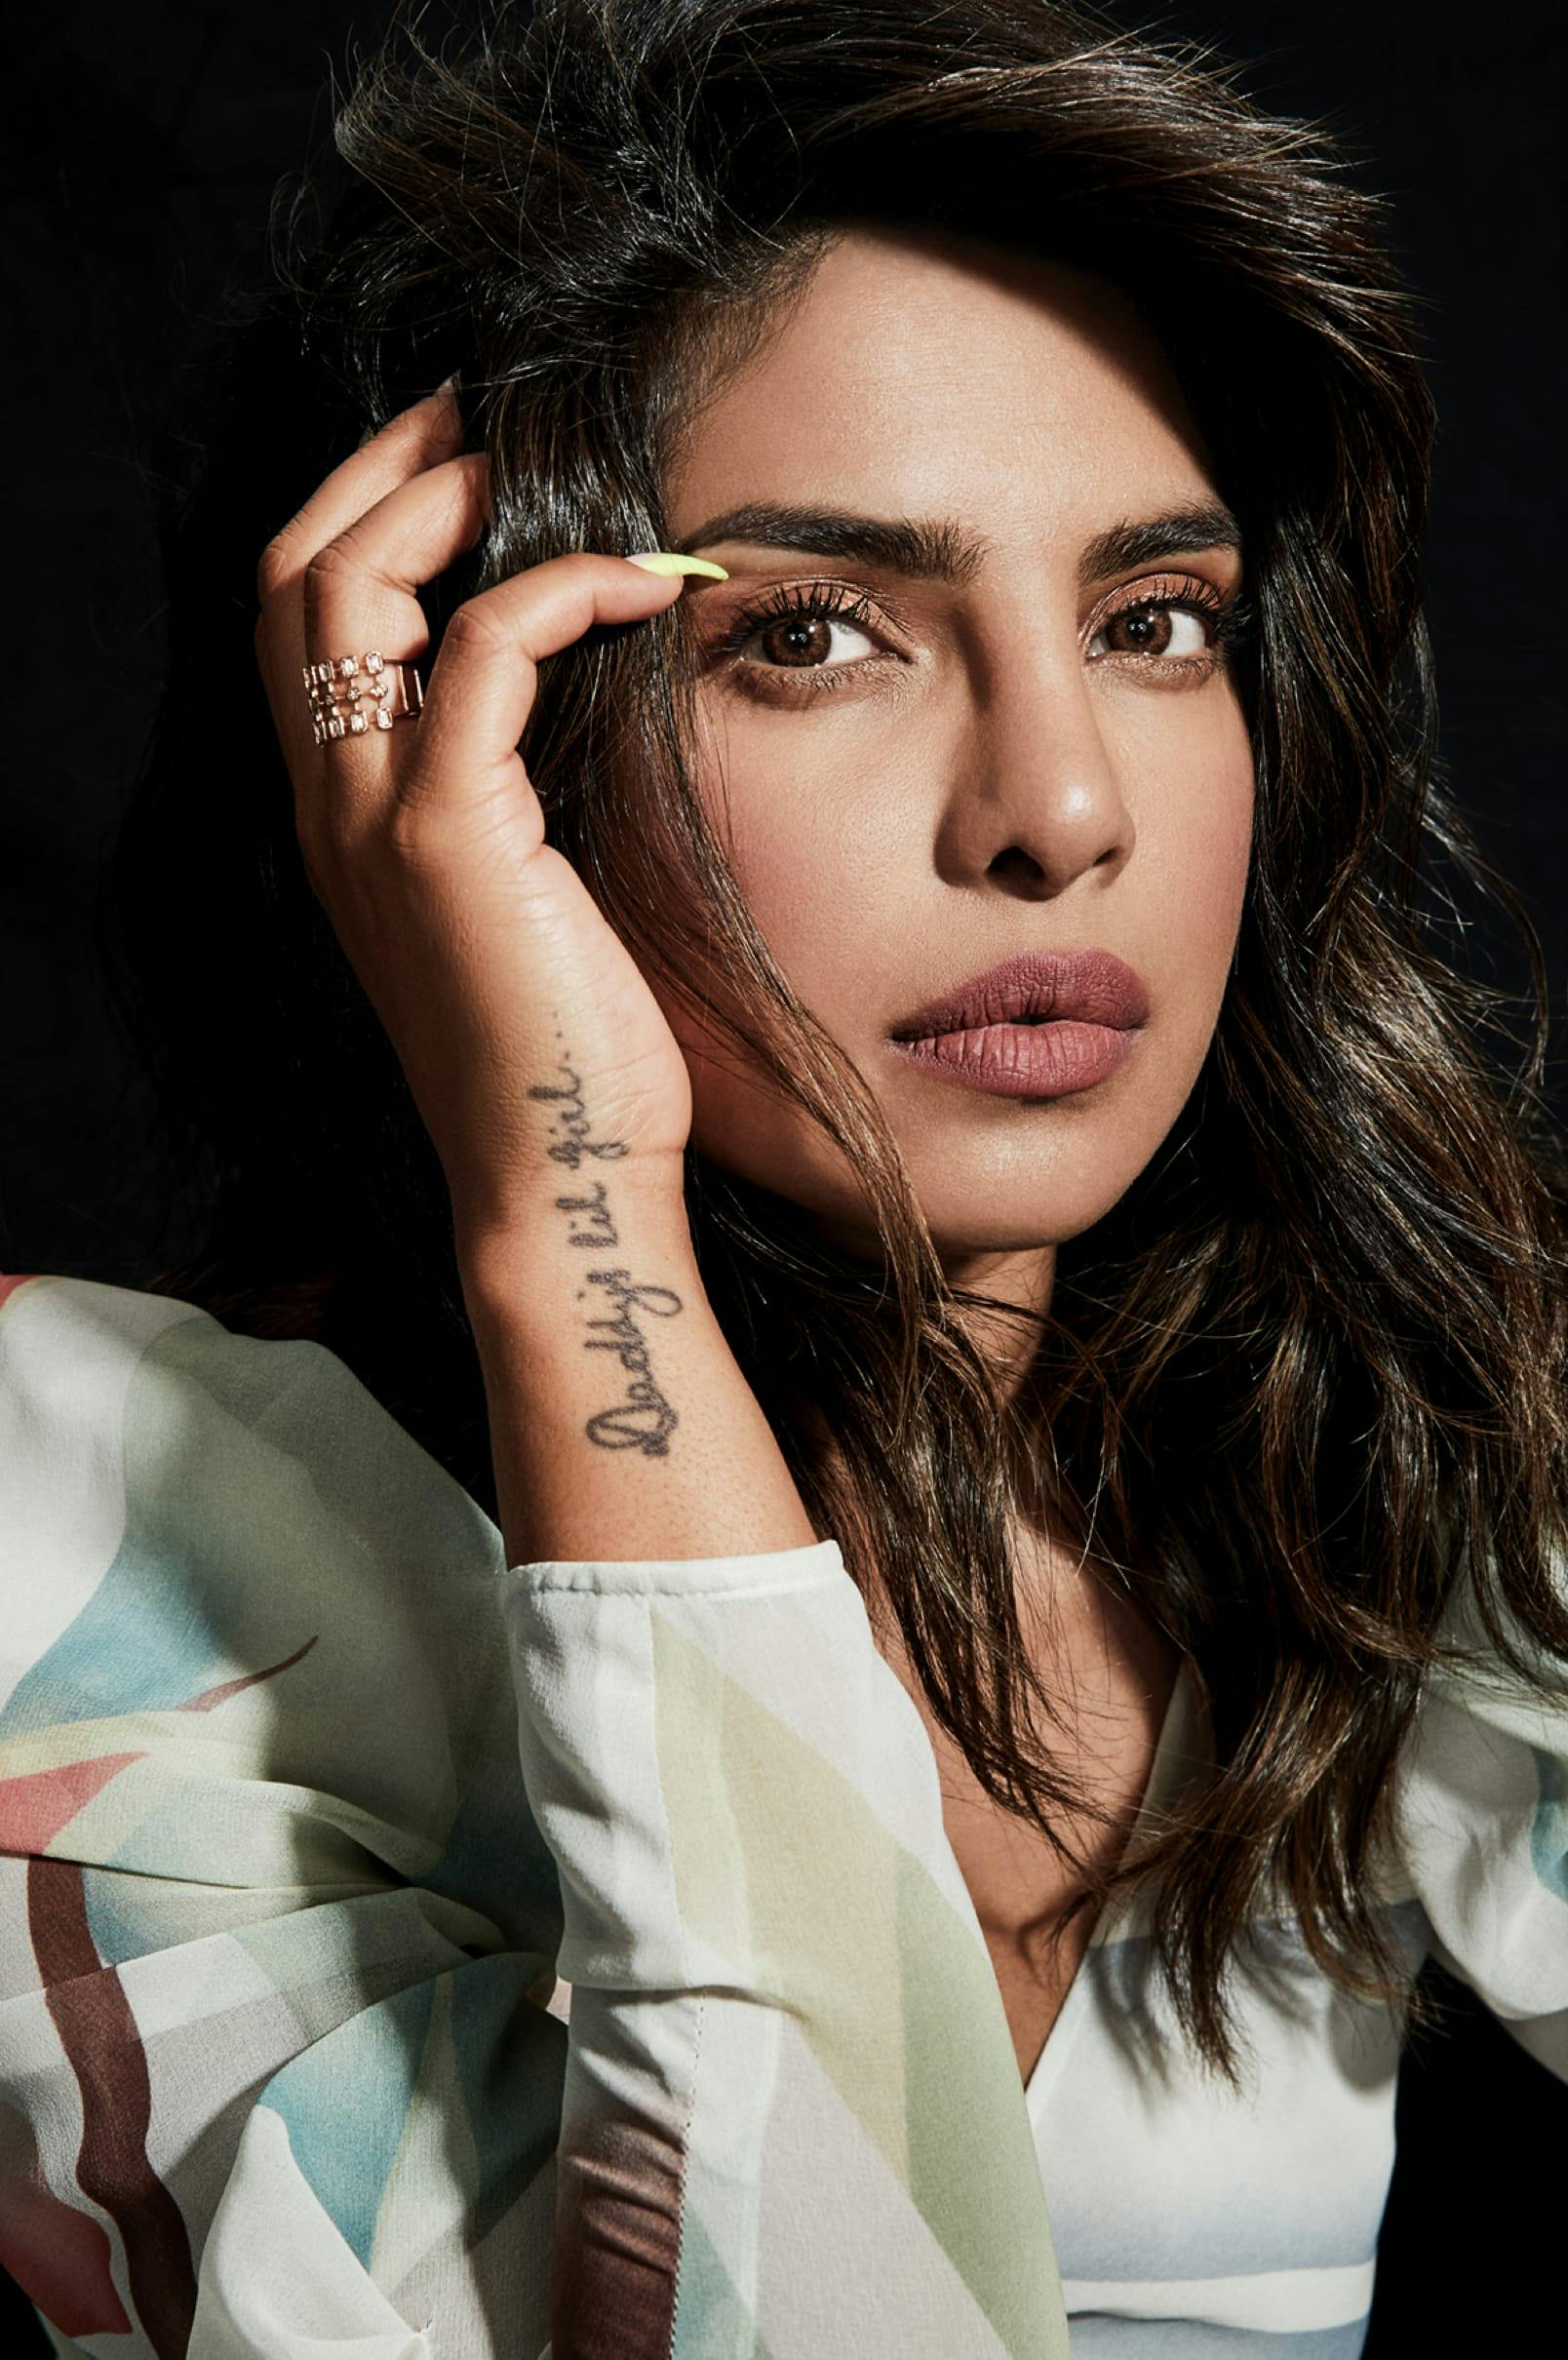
left=936, top=632, right=1133, bottom=897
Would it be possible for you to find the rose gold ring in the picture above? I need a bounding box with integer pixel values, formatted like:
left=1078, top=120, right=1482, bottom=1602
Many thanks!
left=302, top=650, right=425, bottom=747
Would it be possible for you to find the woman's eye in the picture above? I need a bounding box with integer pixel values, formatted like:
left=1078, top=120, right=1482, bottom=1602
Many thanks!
left=708, top=586, right=896, bottom=700
left=1087, top=602, right=1213, bottom=660
left=740, top=610, right=881, bottom=671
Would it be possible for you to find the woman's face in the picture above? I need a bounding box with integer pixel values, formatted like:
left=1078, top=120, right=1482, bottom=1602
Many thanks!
left=655, top=224, right=1254, bottom=1281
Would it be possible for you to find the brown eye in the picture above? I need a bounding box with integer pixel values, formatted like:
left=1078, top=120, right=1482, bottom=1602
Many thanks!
left=1105, top=607, right=1171, bottom=654
left=758, top=615, right=840, bottom=668
left=722, top=582, right=886, bottom=679
left=1087, top=602, right=1212, bottom=660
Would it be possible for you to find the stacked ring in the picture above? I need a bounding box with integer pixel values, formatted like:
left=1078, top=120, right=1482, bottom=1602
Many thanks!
left=302, top=651, right=425, bottom=746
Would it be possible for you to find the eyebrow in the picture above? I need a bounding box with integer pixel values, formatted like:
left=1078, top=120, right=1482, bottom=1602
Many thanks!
left=672, top=498, right=1242, bottom=587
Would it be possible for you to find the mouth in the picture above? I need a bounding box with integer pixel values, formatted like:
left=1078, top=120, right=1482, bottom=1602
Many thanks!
left=887, top=947, right=1151, bottom=1042
left=885, top=947, right=1150, bottom=1103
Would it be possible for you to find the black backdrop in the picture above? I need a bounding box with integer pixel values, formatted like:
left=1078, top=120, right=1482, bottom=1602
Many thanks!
left=1, top=2, right=1564, bottom=2348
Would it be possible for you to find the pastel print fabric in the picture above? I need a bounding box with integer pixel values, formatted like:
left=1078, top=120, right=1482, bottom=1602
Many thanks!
left=1390, top=1537, right=1568, bottom=2085
left=0, top=1273, right=1071, bottom=2358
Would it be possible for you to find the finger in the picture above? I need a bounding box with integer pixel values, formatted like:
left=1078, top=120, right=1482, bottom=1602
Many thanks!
left=255, top=381, right=464, bottom=608
left=266, top=450, right=491, bottom=803
left=396, top=552, right=691, bottom=827
left=255, top=383, right=467, bottom=774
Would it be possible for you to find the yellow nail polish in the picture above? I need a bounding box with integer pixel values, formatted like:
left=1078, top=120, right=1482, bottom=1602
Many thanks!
left=624, top=551, right=729, bottom=580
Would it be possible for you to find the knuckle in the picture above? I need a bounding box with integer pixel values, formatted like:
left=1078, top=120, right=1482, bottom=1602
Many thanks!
left=548, top=548, right=615, bottom=597
left=441, top=601, right=507, bottom=657
left=383, top=795, right=425, bottom=852
left=385, top=795, right=444, bottom=871
left=303, top=534, right=361, bottom=594
left=255, top=522, right=304, bottom=604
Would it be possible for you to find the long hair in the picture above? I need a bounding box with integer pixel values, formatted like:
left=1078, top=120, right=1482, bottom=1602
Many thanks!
left=91, top=0, right=1568, bottom=2082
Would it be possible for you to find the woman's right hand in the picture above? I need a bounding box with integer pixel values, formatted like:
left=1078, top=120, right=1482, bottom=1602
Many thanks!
left=252, top=383, right=718, bottom=1243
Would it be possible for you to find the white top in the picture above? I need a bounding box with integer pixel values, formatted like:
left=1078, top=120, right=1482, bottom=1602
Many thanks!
left=0, top=1272, right=1563, bottom=2357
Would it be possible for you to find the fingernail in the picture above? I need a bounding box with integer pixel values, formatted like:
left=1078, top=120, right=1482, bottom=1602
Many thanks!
left=624, top=551, right=728, bottom=580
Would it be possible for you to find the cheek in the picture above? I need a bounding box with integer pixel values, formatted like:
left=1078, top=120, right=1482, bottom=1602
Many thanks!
left=706, top=750, right=877, bottom=988
left=1129, top=699, right=1255, bottom=975
left=728, top=801, right=837, bottom=919
left=1170, top=751, right=1253, bottom=939
left=649, top=735, right=864, bottom=1091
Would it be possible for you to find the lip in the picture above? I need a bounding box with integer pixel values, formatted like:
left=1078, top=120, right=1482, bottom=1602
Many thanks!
left=888, top=948, right=1152, bottom=1041
left=888, top=1019, right=1139, bottom=1098
left=886, top=948, right=1150, bottom=1102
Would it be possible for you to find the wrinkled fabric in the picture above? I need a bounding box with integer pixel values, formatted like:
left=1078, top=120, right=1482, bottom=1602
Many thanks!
left=1, top=1272, right=1563, bottom=2356
left=0, top=1274, right=1066, bottom=2357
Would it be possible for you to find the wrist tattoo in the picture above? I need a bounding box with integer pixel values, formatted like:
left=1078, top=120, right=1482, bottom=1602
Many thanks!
left=528, top=1040, right=682, bottom=1457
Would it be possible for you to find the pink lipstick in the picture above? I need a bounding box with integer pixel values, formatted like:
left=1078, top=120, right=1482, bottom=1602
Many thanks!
left=886, top=948, right=1150, bottom=1101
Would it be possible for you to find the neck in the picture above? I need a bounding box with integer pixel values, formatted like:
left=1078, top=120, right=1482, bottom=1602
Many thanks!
left=938, top=1239, right=1058, bottom=1414
left=790, top=1235, right=1066, bottom=1551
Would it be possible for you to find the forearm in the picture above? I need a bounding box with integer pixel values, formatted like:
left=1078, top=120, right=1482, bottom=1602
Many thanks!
left=457, top=1123, right=1068, bottom=2356
left=459, top=1157, right=817, bottom=1569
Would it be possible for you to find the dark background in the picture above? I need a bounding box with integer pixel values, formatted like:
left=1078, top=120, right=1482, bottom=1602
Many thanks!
left=1, top=1, right=1564, bottom=2348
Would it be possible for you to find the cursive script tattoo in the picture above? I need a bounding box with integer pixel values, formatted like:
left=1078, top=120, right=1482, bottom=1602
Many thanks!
left=528, top=1036, right=682, bottom=1456
left=579, top=1269, right=684, bottom=1453
left=552, top=1178, right=618, bottom=1251
left=527, top=1059, right=630, bottom=1169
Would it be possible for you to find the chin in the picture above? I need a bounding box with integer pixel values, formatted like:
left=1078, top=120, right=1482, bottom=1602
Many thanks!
left=916, top=1195, right=1120, bottom=1260
left=686, top=1067, right=1171, bottom=1261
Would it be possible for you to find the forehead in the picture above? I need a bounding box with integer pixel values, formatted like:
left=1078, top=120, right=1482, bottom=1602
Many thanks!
left=664, top=225, right=1217, bottom=548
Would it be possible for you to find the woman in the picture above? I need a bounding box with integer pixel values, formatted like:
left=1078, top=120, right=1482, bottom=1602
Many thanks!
left=2, top=0, right=1565, bottom=2352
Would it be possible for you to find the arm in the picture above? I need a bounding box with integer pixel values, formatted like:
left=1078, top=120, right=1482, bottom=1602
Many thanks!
left=249, top=387, right=1070, bottom=2354
left=0, top=1273, right=568, bottom=2360
left=1394, top=1577, right=1568, bottom=2085
left=1, top=1252, right=1071, bottom=2360
left=460, top=1163, right=1073, bottom=2360
left=459, top=1152, right=814, bottom=1569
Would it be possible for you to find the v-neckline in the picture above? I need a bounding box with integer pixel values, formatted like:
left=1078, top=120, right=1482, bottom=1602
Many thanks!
left=1020, top=1649, right=1196, bottom=2105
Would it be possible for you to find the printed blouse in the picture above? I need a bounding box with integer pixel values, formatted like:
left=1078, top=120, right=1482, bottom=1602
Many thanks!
left=1, top=1272, right=1564, bottom=2357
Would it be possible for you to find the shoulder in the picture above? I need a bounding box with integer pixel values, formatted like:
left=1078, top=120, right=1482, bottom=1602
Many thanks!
left=1, top=1268, right=497, bottom=1554
left=0, top=1271, right=509, bottom=1749
left=1, top=1267, right=355, bottom=1468
left=4, top=1266, right=402, bottom=1462
left=1384, top=1524, right=1568, bottom=1958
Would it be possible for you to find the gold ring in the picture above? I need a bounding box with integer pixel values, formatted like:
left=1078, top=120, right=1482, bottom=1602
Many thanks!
left=302, top=651, right=424, bottom=746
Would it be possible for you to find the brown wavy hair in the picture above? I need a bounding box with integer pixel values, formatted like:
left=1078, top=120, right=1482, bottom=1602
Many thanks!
left=92, top=0, right=1568, bottom=2081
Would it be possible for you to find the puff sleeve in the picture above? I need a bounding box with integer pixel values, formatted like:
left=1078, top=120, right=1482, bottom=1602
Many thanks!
left=0, top=1274, right=1069, bottom=2358
left=1392, top=1546, right=1568, bottom=2083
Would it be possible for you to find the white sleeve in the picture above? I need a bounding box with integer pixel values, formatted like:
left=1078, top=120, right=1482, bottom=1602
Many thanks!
left=1393, top=1554, right=1568, bottom=2083
left=1, top=1275, right=1072, bottom=2358
left=505, top=1538, right=1070, bottom=2356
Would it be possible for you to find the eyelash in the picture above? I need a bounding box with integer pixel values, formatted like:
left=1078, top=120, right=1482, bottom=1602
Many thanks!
left=1088, top=573, right=1248, bottom=677
left=711, top=581, right=887, bottom=694
left=710, top=572, right=1246, bottom=696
